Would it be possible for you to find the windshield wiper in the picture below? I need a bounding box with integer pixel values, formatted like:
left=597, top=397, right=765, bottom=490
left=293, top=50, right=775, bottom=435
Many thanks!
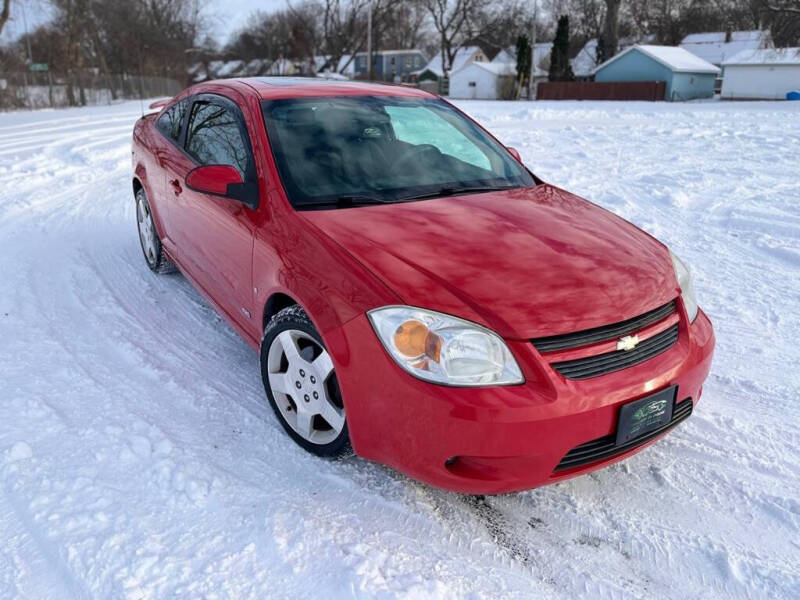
left=336, top=194, right=394, bottom=205
left=398, top=185, right=517, bottom=202
left=300, top=195, right=394, bottom=209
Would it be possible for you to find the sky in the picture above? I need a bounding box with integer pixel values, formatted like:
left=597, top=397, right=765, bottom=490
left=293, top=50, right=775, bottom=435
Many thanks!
left=0, top=0, right=287, bottom=47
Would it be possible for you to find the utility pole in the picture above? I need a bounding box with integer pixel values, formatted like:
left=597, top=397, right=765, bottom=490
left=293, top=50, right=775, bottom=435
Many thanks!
left=366, top=1, right=373, bottom=80
left=528, top=0, right=537, bottom=100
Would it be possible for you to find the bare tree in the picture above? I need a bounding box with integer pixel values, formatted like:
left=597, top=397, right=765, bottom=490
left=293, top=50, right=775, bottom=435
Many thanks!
left=597, top=0, right=621, bottom=63
left=421, top=0, right=507, bottom=79
left=765, top=1, right=800, bottom=16
left=0, top=0, right=10, bottom=38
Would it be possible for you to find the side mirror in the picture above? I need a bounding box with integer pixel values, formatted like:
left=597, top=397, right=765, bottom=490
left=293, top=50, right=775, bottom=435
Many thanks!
left=185, top=164, right=258, bottom=209
left=506, top=146, right=522, bottom=162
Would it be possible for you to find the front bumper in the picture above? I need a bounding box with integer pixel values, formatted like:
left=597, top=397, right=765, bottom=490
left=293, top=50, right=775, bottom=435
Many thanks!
left=326, top=307, right=715, bottom=494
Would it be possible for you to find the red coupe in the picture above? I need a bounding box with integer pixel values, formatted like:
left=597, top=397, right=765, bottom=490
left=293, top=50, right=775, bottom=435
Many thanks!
left=131, top=78, right=715, bottom=494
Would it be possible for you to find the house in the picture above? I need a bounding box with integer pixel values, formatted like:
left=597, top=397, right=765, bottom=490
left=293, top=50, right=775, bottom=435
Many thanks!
left=571, top=35, right=656, bottom=79
left=593, top=45, right=720, bottom=101
left=316, top=55, right=357, bottom=78
left=414, top=46, right=487, bottom=83
left=679, top=30, right=772, bottom=67
left=351, top=49, right=427, bottom=81
left=449, top=62, right=519, bottom=99
left=265, top=58, right=301, bottom=76
left=721, top=48, right=800, bottom=100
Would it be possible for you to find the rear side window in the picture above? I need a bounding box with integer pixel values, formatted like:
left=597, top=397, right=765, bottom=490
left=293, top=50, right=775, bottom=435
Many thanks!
left=156, top=100, right=186, bottom=142
left=185, top=101, right=250, bottom=177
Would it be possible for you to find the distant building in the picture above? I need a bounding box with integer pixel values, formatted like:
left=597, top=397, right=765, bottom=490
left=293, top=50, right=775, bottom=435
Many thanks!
left=593, top=45, right=720, bottom=101
left=314, top=55, right=356, bottom=79
left=571, top=35, right=656, bottom=80
left=352, top=49, right=427, bottom=81
left=449, top=62, right=519, bottom=99
left=721, top=48, right=800, bottom=100
left=189, top=57, right=306, bottom=82
left=414, top=46, right=487, bottom=83
left=492, top=45, right=550, bottom=93
left=679, top=30, right=772, bottom=67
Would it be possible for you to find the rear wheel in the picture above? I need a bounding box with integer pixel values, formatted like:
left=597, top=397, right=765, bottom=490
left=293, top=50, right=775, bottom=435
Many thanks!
left=260, top=305, right=351, bottom=457
left=135, top=187, right=175, bottom=274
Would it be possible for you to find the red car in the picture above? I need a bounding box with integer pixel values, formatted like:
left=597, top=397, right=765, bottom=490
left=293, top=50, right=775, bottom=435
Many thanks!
left=131, top=78, right=715, bottom=494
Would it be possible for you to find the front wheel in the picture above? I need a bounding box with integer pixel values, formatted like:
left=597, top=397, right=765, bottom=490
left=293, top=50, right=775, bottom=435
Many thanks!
left=260, top=305, right=352, bottom=457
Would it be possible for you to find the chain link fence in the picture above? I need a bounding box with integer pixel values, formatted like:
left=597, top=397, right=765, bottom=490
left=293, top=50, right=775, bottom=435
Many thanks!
left=0, top=71, right=183, bottom=110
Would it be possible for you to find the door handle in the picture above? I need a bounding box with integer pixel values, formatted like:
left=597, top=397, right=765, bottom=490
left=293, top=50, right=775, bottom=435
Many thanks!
left=170, top=179, right=182, bottom=195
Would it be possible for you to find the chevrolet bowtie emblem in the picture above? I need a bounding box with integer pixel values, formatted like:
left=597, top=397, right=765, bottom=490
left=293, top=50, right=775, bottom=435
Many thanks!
left=616, top=334, right=640, bottom=352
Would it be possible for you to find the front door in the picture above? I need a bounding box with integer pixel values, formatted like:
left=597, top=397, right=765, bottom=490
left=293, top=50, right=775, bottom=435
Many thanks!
left=170, top=94, right=258, bottom=331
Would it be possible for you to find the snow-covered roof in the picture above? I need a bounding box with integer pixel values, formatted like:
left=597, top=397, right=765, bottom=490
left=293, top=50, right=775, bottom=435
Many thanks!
left=337, top=54, right=355, bottom=75
left=244, top=58, right=268, bottom=76
left=682, top=30, right=764, bottom=44
left=595, top=45, right=721, bottom=75
left=679, top=30, right=770, bottom=66
left=366, top=48, right=426, bottom=57
left=415, top=46, right=483, bottom=78
left=571, top=39, right=599, bottom=77
left=723, top=47, right=800, bottom=66
left=216, top=60, right=245, bottom=78
left=315, top=71, right=349, bottom=81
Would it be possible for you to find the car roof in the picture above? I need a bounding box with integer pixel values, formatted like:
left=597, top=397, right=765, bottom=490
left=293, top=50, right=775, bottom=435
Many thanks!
left=194, top=77, right=435, bottom=101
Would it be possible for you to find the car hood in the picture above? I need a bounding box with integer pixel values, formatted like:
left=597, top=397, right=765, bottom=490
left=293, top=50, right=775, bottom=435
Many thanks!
left=302, top=184, right=678, bottom=339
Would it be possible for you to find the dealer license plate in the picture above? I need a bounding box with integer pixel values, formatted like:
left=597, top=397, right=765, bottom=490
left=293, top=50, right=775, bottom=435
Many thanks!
left=615, top=385, right=677, bottom=446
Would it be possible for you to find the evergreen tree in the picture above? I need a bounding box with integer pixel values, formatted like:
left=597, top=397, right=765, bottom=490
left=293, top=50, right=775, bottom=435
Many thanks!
left=548, top=15, right=575, bottom=82
left=515, top=35, right=531, bottom=96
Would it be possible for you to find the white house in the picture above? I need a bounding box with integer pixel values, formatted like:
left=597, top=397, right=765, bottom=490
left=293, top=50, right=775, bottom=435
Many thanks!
left=449, top=61, right=517, bottom=99
left=414, top=46, right=487, bottom=81
left=494, top=42, right=553, bottom=73
left=721, top=48, right=800, bottom=100
left=679, top=30, right=772, bottom=67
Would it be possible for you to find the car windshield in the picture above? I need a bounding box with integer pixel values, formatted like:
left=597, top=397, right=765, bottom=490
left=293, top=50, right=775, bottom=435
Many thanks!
left=261, top=96, right=535, bottom=208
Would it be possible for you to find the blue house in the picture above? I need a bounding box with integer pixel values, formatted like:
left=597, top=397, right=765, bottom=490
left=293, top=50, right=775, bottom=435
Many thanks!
left=353, top=49, right=428, bottom=82
left=594, top=45, right=720, bottom=101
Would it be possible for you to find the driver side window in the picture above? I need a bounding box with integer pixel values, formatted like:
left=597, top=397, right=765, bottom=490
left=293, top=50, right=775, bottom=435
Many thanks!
left=185, top=101, right=251, bottom=178
left=386, top=106, right=491, bottom=170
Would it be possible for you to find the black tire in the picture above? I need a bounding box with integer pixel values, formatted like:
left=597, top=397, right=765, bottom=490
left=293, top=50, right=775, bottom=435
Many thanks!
left=260, top=305, right=352, bottom=458
left=135, top=187, right=176, bottom=274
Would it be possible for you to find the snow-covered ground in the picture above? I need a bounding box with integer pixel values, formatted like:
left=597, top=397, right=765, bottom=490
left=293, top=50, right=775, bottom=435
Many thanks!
left=1, top=99, right=798, bottom=599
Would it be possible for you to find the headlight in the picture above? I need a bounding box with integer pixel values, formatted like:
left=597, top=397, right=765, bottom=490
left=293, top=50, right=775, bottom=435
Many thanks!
left=670, top=251, right=699, bottom=323
left=368, top=306, right=524, bottom=386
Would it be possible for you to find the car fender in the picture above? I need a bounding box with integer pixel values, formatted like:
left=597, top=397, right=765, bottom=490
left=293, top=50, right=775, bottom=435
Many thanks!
left=252, top=212, right=401, bottom=345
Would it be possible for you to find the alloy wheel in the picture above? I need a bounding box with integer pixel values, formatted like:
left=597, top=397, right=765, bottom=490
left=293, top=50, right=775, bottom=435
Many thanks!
left=266, top=329, right=345, bottom=445
left=137, top=196, right=158, bottom=267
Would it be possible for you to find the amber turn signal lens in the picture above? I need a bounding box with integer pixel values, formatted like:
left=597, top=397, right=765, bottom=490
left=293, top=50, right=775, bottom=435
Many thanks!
left=394, top=320, right=442, bottom=362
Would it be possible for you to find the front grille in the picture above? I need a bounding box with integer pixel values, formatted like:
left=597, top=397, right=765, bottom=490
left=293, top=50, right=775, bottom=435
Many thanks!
left=532, top=300, right=677, bottom=353
left=550, top=323, right=679, bottom=380
left=554, top=397, right=693, bottom=472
